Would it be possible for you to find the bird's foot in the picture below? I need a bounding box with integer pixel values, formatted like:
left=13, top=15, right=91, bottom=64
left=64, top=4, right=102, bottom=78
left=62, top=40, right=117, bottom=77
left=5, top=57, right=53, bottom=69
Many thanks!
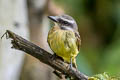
left=67, top=57, right=73, bottom=70
left=68, top=63, right=73, bottom=70
left=52, top=54, right=64, bottom=62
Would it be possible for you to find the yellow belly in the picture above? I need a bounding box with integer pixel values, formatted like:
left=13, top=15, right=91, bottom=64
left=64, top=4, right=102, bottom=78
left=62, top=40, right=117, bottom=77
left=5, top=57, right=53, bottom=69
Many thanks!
left=47, top=29, right=78, bottom=63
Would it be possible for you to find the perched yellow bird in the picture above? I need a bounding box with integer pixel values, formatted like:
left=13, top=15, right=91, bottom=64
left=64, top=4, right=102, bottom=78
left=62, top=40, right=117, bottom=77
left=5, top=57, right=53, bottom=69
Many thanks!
left=47, top=15, right=81, bottom=68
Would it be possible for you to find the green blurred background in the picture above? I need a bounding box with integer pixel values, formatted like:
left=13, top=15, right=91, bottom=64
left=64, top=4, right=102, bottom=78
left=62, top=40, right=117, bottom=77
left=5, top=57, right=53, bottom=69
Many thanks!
left=54, top=0, right=120, bottom=76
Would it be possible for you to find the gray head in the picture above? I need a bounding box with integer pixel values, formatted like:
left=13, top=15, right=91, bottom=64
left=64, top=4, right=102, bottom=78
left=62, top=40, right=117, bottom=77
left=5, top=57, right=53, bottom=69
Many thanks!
left=48, top=15, right=78, bottom=31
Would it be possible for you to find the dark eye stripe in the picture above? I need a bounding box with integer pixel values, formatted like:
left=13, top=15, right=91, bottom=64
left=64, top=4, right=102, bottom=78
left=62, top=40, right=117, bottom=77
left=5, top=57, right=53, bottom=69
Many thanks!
left=58, top=18, right=71, bottom=25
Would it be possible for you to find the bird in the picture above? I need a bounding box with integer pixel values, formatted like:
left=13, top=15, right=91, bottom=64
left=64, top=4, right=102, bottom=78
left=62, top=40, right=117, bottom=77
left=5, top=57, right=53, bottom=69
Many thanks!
left=47, top=15, right=81, bottom=68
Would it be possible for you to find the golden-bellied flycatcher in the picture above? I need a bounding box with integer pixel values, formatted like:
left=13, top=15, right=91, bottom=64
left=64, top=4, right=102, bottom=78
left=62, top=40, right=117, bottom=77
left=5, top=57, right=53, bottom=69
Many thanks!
left=47, top=15, right=81, bottom=68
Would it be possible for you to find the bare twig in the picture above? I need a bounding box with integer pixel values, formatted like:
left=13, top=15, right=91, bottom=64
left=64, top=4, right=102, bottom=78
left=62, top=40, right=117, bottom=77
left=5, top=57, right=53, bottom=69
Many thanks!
left=1, top=30, right=88, bottom=80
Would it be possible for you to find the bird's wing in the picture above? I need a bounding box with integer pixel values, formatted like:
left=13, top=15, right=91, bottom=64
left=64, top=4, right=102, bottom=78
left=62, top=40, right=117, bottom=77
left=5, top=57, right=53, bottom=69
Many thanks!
left=75, top=31, right=81, bottom=51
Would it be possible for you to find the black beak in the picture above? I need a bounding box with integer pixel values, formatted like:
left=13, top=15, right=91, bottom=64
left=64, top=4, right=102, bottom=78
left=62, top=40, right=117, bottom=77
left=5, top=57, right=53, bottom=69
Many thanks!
left=48, top=16, right=58, bottom=22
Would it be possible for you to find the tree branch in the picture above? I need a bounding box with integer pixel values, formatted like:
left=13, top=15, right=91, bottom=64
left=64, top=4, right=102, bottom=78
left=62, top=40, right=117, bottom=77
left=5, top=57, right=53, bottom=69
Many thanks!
left=1, top=30, right=88, bottom=80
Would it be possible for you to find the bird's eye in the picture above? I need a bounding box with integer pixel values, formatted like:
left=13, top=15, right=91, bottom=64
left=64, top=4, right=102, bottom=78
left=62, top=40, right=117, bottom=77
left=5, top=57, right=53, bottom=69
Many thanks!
left=64, top=21, right=68, bottom=24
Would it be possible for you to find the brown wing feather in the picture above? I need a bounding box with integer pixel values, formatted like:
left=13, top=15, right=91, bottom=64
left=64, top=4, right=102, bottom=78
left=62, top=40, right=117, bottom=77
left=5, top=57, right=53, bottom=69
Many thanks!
left=75, top=31, right=81, bottom=51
